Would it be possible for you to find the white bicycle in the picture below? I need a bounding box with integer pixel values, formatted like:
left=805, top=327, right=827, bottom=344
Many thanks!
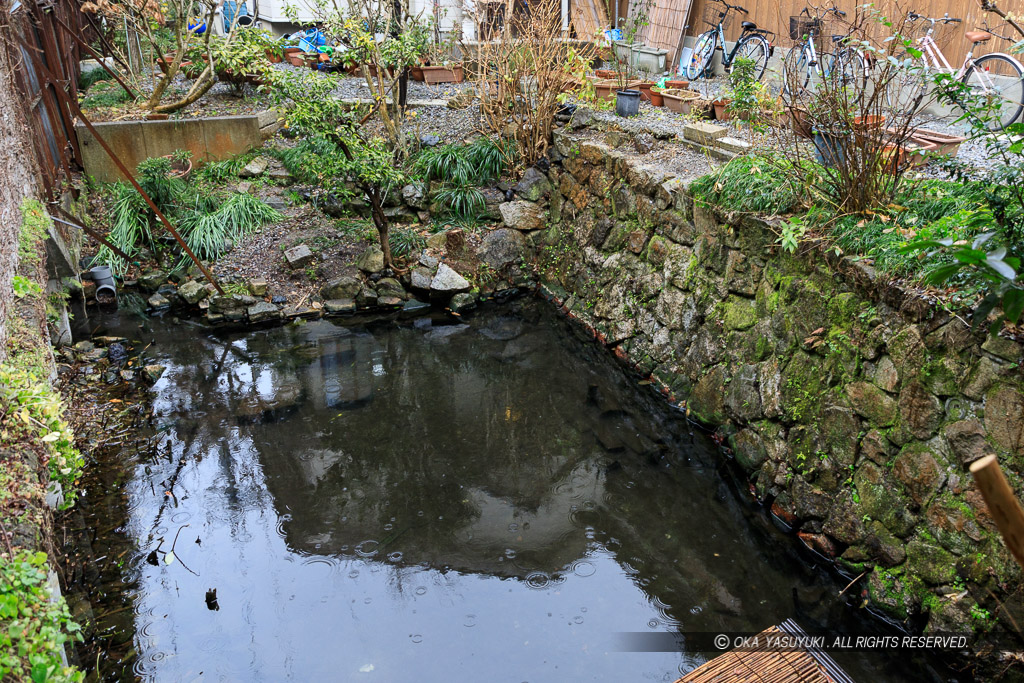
left=886, top=11, right=1024, bottom=130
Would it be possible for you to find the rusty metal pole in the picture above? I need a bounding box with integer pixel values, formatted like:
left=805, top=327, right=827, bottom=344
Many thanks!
left=52, top=13, right=138, bottom=100
left=15, top=33, right=225, bottom=295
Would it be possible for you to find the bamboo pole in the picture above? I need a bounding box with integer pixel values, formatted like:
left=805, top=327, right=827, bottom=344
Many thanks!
left=970, top=455, right=1024, bottom=570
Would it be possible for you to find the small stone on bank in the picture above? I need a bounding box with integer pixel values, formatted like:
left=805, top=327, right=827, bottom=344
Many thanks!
left=284, top=245, right=315, bottom=269
left=324, top=298, right=356, bottom=314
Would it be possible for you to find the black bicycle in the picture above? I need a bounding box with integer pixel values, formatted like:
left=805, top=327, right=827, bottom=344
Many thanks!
left=685, top=0, right=772, bottom=81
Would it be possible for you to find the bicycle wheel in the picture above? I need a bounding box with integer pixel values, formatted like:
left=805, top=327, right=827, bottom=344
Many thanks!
left=883, top=55, right=927, bottom=117
left=686, top=31, right=716, bottom=80
left=733, top=34, right=770, bottom=81
left=831, top=47, right=867, bottom=95
left=962, top=53, right=1024, bottom=131
left=782, top=45, right=811, bottom=98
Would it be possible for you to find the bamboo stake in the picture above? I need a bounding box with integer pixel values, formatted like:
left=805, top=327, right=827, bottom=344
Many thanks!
left=970, top=455, right=1024, bottom=570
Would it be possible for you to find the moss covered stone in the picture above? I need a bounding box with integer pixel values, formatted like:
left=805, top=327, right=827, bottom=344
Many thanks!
left=723, top=295, right=757, bottom=331
left=892, top=442, right=947, bottom=509
left=906, top=536, right=957, bottom=585
left=846, top=381, right=899, bottom=427
left=689, top=365, right=728, bottom=424
left=855, top=462, right=918, bottom=538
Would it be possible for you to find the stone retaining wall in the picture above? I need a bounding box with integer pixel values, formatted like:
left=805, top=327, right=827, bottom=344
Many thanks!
left=528, top=127, right=1024, bottom=640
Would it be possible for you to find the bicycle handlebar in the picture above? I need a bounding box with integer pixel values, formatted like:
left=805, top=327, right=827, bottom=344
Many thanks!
left=712, top=0, right=749, bottom=14
left=908, top=11, right=963, bottom=24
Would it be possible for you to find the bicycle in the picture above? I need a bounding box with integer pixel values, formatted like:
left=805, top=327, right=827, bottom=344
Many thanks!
left=684, top=0, right=772, bottom=82
left=886, top=11, right=1024, bottom=130
left=782, top=5, right=869, bottom=97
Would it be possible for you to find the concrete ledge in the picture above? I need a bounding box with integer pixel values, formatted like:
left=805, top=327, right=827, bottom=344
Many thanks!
left=77, top=110, right=282, bottom=183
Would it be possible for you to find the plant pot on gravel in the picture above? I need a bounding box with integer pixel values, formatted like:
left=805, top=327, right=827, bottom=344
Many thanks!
left=662, top=88, right=700, bottom=114
left=908, top=128, right=965, bottom=156
left=787, top=105, right=813, bottom=139
left=649, top=86, right=665, bottom=107
left=637, top=81, right=655, bottom=102
left=665, top=79, right=689, bottom=89
left=422, top=63, right=464, bottom=84
left=616, top=89, right=641, bottom=117
left=712, top=98, right=731, bottom=120
left=812, top=130, right=848, bottom=168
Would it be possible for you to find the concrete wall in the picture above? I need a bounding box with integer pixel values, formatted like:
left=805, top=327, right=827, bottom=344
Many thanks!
left=76, top=110, right=281, bottom=183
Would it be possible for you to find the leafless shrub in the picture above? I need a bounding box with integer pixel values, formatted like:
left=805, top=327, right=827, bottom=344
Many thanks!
left=474, top=0, right=596, bottom=165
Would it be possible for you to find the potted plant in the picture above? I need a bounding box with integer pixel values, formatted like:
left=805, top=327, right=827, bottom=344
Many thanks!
left=662, top=88, right=699, bottom=113
left=212, top=27, right=274, bottom=86
left=421, top=18, right=463, bottom=84
left=164, top=149, right=193, bottom=180
left=612, top=0, right=651, bottom=117
left=648, top=85, right=665, bottom=107
left=665, top=78, right=689, bottom=89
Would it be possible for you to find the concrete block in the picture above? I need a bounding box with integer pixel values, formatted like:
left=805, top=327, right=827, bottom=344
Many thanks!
left=717, top=136, right=751, bottom=154
left=683, top=122, right=729, bottom=145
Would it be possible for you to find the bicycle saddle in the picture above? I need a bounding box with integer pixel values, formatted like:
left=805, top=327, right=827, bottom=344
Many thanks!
left=741, top=20, right=757, bottom=29
left=965, top=30, right=992, bottom=42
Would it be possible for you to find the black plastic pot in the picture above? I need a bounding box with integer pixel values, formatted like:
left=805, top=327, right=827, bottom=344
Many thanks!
left=615, top=89, right=641, bottom=118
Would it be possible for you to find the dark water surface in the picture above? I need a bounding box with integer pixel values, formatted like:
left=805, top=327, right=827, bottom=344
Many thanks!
left=71, top=299, right=946, bottom=681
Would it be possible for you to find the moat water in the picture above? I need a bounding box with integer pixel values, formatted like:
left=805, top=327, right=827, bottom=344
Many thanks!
left=68, top=299, right=948, bottom=681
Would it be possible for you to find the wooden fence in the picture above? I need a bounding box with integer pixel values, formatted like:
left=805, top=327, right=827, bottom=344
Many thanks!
left=5, top=0, right=84, bottom=199
left=626, top=0, right=1014, bottom=72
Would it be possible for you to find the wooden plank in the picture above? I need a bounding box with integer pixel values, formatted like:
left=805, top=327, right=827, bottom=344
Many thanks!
left=970, top=455, right=1024, bottom=571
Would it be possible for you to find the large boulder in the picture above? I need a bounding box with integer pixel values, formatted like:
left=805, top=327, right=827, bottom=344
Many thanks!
left=513, top=167, right=552, bottom=201
left=499, top=200, right=545, bottom=231
left=356, top=245, right=385, bottom=274
left=177, top=280, right=208, bottom=305
left=430, top=263, right=471, bottom=294
left=479, top=228, right=529, bottom=269
left=321, top=275, right=362, bottom=300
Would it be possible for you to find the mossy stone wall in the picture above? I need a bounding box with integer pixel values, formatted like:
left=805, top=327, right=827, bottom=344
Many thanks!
left=536, top=129, right=1024, bottom=637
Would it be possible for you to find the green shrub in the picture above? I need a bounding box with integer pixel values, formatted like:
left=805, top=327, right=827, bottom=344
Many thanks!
left=690, top=155, right=802, bottom=215
left=0, top=551, right=83, bottom=682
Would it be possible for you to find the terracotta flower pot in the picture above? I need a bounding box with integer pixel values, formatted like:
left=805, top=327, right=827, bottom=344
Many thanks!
left=163, top=155, right=192, bottom=180
left=637, top=81, right=655, bottom=102
left=853, top=115, right=885, bottom=130
left=663, top=88, right=700, bottom=114
left=648, top=86, right=664, bottom=107
left=665, top=79, right=689, bottom=90
left=787, top=106, right=812, bottom=139
left=713, top=98, right=731, bottom=120
left=156, top=55, right=192, bottom=75
left=411, top=65, right=425, bottom=81
left=421, top=63, right=464, bottom=84
left=286, top=52, right=305, bottom=67
left=595, top=68, right=617, bottom=79
left=265, top=49, right=283, bottom=63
